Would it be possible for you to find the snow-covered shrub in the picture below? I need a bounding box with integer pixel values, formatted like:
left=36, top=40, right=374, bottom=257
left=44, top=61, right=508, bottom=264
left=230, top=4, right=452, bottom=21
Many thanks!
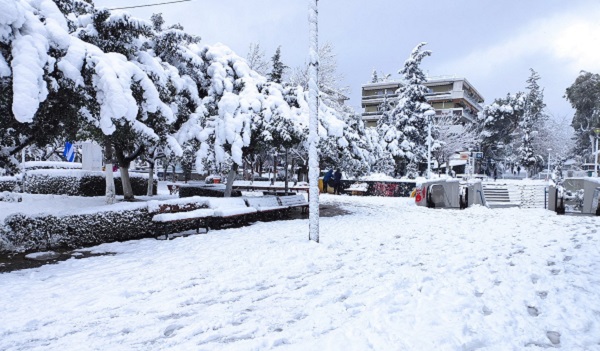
left=0, top=177, right=19, bottom=192
left=3, top=213, right=54, bottom=252
left=21, top=162, right=83, bottom=171
left=23, top=170, right=156, bottom=196
left=54, top=208, right=155, bottom=249
left=0, top=192, right=22, bottom=202
left=1, top=198, right=213, bottom=252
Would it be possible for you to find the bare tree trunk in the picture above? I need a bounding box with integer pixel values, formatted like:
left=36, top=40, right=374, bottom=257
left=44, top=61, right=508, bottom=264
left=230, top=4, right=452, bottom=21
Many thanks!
left=284, top=148, right=289, bottom=194
left=119, top=165, right=134, bottom=201
left=224, top=163, right=238, bottom=197
left=291, top=157, right=297, bottom=185
left=271, top=154, right=276, bottom=185
left=114, top=145, right=144, bottom=202
left=147, top=160, right=155, bottom=196
left=104, top=142, right=116, bottom=204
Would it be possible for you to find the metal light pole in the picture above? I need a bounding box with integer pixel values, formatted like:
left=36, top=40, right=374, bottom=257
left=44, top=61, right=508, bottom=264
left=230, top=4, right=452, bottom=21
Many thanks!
left=308, top=0, right=320, bottom=243
left=547, top=148, right=552, bottom=181
left=427, top=114, right=432, bottom=179
left=594, top=128, right=600, bottom=177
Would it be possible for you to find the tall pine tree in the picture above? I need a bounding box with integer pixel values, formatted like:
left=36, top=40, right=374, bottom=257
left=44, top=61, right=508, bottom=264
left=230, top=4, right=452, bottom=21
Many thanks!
left=519, top=69, right=546, bottom=177
left=377, top=42, right=435, bottom=176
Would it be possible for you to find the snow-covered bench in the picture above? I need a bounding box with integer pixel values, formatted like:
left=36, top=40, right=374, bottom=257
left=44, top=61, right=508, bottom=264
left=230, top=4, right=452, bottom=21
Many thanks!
left=207, top=197, right=258, bottom=229
left=148, top=197, right=213, bottom=239
left=277, top=195, right=309, bottom=214
left=245, top=196, right=289, bottom=219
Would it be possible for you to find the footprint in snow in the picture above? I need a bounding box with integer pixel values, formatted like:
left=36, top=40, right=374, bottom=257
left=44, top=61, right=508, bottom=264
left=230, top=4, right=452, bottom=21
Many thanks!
left=527, top=306, right=540, bottom=317
left=482, top=306, right=493, bottom=316
left=563, top=256, right=573, bottom=262
left=163, top=324, right=183, bottom=338
left=546, top=331, right=561, bottom=345
left=536, top=291, right=548, bottom=299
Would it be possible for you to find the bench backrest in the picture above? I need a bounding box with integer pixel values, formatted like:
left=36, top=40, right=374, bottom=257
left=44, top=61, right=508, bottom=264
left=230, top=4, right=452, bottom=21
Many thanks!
left=148, top=197, right=209, bottom=214
left=207, top=197, right=249, bottom=209
left=245, top=196, right=281, bottom=209
left=278, top=194, right=308, bottom=206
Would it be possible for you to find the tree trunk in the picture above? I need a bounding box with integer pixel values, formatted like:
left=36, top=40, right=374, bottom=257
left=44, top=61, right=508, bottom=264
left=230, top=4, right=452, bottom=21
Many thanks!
left=284, top=148, right=289, bottom=194
left=104, top=142, right=116, bottom=204
left=271, top=154, right=276, bottom=185
left=224, top=163, right=238, bottom=197
left=291, top=157, right=297, bottom=185
left=147, top=160, right=155, bottom=196
left=114, top=145, right=144, bottom=202
left=119, top=165, right=135, bottom=201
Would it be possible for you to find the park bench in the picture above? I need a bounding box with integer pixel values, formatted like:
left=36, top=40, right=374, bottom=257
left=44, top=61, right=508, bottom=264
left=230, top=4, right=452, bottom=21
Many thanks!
left=148, top=197, right=213, bottom=239
left=245, top=196, right=289, bottom=219
left=207, top=197, right=258, bottom=229
left=277, top=194, right=309, bottom=214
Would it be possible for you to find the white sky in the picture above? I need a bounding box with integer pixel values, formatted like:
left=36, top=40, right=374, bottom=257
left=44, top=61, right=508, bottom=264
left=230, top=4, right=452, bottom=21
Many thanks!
left=97, top=0, right=600, bottom=119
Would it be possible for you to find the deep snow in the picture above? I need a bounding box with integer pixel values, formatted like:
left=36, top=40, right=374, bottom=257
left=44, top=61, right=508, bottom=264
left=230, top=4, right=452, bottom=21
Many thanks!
left=1, top=195, right=600, bottom=350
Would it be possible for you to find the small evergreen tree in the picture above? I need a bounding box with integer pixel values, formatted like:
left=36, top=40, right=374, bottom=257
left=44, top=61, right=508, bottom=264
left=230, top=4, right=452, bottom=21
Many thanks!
left=268, top=46, right=287, bottom=84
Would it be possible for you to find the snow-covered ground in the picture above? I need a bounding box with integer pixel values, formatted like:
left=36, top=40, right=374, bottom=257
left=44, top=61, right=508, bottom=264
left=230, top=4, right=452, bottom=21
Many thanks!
left=1, top=195, right=600, bottom=350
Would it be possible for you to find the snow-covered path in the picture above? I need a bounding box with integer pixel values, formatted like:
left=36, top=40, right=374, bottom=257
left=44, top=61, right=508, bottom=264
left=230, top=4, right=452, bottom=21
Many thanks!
left=1, top=196, right=600, bottom=350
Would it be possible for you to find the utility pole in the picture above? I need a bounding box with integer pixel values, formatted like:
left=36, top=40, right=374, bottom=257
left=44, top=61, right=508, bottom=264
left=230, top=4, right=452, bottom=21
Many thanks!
left=308, top=0, right=320, bottom=243
left=426, top=113, right=432, bottom=178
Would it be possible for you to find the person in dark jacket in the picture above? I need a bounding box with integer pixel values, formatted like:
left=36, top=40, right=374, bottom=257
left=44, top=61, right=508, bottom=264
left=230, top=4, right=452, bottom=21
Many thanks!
left=323, top=169, right=333, bottom=193
left=333, top=169, right=342, bottom=195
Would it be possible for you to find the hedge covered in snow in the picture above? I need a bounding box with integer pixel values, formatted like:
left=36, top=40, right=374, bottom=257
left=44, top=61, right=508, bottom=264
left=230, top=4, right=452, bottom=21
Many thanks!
left=23, top=170, right=156, bottom=196
left=0, top=200, right=204, bottom=253
left=0, top=176, right=19, bottom=192
left=21, top=161, right=83, bottom=171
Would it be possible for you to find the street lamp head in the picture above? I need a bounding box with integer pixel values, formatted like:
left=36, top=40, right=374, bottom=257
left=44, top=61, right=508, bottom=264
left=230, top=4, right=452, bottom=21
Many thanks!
left=594, top=128, right=600, bottom=135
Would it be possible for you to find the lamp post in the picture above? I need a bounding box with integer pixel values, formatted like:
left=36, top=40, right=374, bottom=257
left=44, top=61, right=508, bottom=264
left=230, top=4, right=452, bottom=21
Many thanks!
left=594, top=128, right=600, bottom=177
left=308, top=0, right=320, bottom=243
left=547, top=148, right=552, bottom=181
left=427, top=113, right=432, bottom=179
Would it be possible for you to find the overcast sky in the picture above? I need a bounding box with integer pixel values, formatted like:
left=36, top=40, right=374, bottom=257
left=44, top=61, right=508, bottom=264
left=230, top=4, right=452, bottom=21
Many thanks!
left=98, top=0, right=600, bottom=119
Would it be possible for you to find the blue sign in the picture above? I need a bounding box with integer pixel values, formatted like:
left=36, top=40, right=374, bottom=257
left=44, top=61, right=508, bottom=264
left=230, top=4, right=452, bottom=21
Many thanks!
left=63, top=142, right=75, bottom=162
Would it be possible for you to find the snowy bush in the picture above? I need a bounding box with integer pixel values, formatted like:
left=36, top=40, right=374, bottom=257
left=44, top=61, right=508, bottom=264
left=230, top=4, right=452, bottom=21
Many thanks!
left=0, top=176, right=19, bottom=192
left=21, top=162, right=83, bottom=171
left=0, top=198, right=215, bottom=253
left=3, top=213, right=54, bottom=252
left=23, top=170, right=156, bottom=196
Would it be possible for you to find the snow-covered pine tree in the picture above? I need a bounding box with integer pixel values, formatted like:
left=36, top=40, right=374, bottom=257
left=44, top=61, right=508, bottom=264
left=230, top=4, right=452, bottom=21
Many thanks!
left=268, top=46, right=287, bottom=84
left=371, top=69, right=379, bottom=83
left=518, top=69, right=546, bottom=177
left=478, top=92, right=525, bottom=161
left=565, top=71, right=600, bottom=160
left=377, top=42, right=435, bottom=177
